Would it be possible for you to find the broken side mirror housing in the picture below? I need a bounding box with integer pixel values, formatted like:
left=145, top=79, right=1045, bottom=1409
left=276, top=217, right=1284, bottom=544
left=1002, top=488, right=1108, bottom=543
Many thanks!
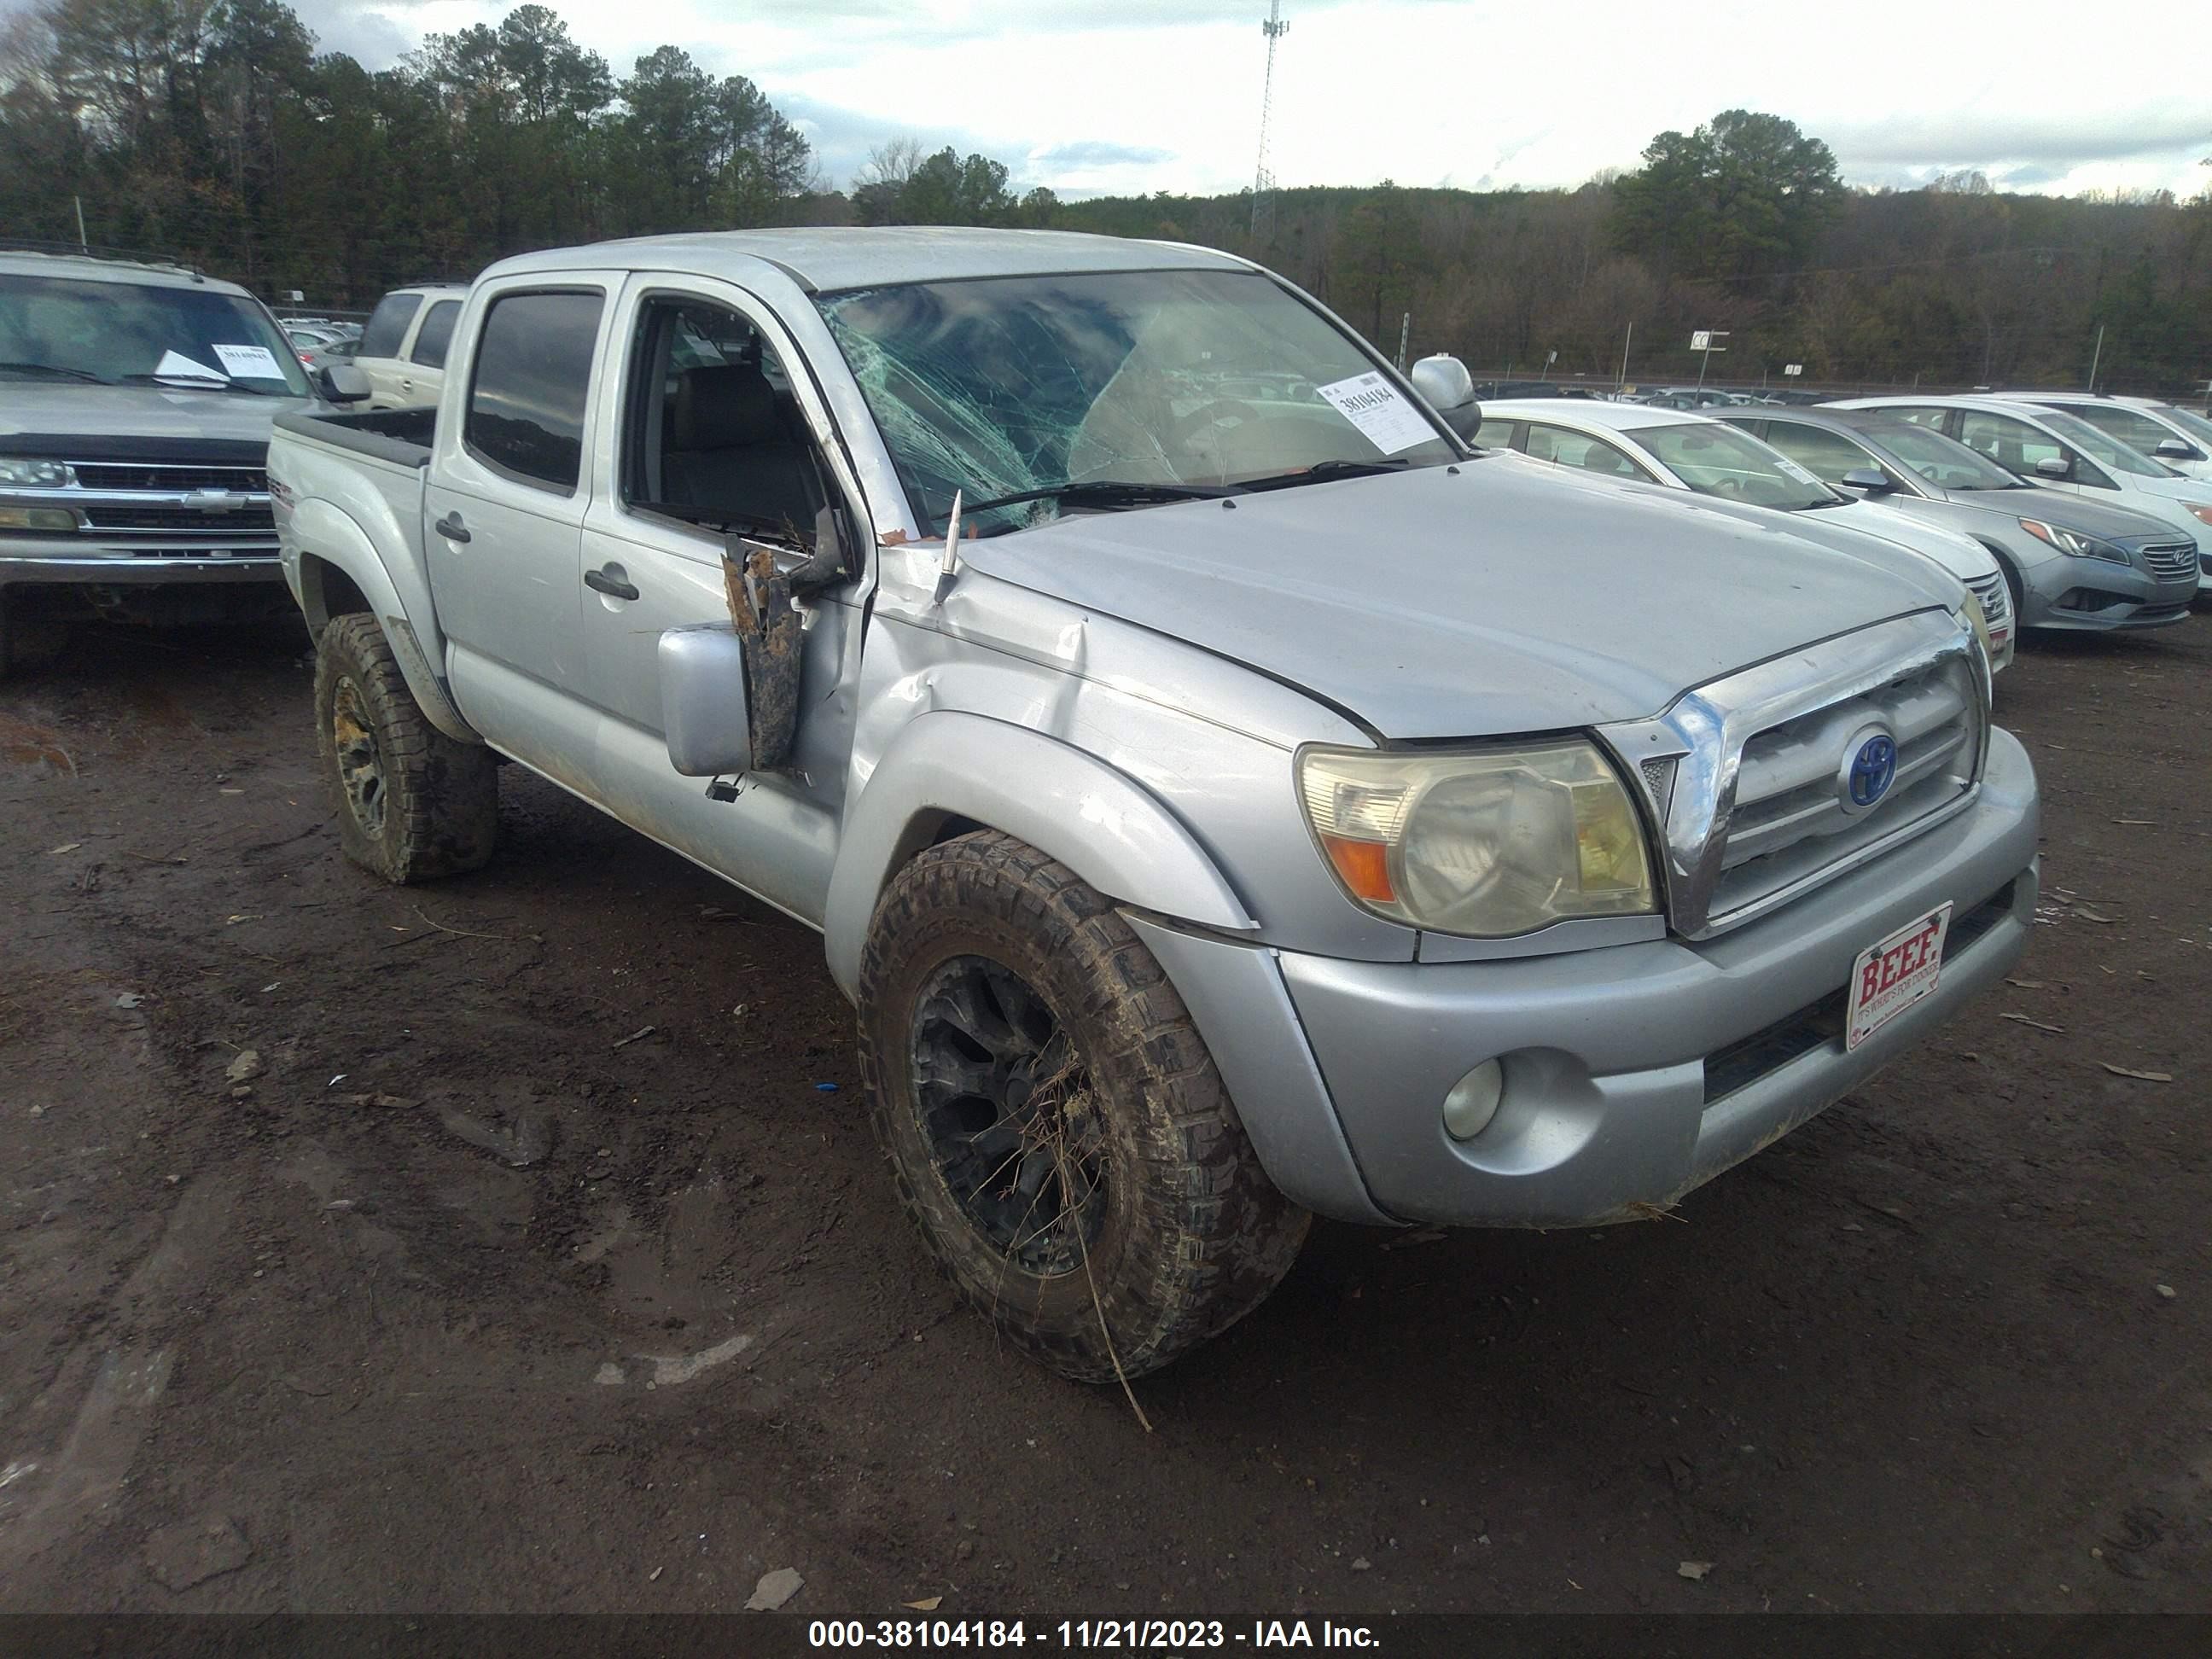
left=317, top=364, right=370, bottom=405
left=659, top=624, right=753, bottom=777
left=1409, top=354, right=1481, bottom=440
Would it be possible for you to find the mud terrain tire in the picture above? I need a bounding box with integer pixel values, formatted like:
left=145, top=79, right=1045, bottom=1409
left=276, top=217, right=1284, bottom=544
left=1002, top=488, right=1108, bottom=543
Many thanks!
left=314, top=612, right=497, bottom=882
left=858, top=830, right=1310, bottom=1382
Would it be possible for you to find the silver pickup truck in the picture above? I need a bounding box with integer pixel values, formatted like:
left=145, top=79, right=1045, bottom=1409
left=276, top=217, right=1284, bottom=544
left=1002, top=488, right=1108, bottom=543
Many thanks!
left=267, top=229, right=2039, bottom=1381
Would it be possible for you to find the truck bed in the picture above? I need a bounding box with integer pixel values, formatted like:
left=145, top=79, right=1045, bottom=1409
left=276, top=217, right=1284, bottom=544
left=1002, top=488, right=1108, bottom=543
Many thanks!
left=272, top=406, right=435, bottom=469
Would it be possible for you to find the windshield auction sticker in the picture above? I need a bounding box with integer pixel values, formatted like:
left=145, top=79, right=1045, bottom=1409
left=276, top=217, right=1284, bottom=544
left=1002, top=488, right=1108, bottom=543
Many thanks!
left=154, top=349, right=226, bottom=381
left=1316, top=371, right=1437, bottom=455
left=212, top=343, right=284, bottom=379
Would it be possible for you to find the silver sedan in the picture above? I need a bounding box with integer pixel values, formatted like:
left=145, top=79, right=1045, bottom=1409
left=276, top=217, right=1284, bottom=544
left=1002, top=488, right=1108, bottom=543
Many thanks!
left=1716, top=407, right=2197, bottom=632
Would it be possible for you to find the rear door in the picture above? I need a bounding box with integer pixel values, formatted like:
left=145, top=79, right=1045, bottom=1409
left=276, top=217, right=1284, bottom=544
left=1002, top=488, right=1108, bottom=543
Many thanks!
left=355, top=291, right=422, bottom=410
left=425, top=276, right=618, bottom=774
left=393, top=298, right=460, bottom=410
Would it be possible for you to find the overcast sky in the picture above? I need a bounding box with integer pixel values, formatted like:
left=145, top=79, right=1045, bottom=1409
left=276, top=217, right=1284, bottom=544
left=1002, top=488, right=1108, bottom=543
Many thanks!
left=62, top=0, right=2212, bottom=200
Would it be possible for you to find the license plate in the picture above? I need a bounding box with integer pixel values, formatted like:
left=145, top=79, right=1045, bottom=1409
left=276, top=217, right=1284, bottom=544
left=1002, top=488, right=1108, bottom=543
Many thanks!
left=1845, top=902, right=1953, bottom=1051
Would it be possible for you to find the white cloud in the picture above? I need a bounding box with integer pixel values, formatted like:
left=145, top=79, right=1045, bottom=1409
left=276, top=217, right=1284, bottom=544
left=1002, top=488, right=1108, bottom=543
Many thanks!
left=159, top=0, right=2212, bottom=198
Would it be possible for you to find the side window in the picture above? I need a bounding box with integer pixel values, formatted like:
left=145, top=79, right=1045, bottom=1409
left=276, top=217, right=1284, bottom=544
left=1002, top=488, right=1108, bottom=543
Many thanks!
left=1762, top=422, right=1874, bottom=486
left=1474, top=418, right=1519, bottom=450
left=1959, top=410, right=2064, bottom=477
left=2069, top=404, right=2186, bottom=457
left=621, top=298, right=826, bottom=546
left=1888, top=406, right=1949, bottom=432
left=358, top=292, right=420, bottom=359
left=465, top=289, right=604, bottom=493
left=1525, top=424, right=1644, bottom=479
left=409, top=300, right=460, bottom=369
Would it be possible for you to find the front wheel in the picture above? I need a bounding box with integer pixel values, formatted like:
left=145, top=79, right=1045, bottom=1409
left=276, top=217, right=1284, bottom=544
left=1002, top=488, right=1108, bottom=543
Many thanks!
left=857, top=831, right=1310, bottom=1382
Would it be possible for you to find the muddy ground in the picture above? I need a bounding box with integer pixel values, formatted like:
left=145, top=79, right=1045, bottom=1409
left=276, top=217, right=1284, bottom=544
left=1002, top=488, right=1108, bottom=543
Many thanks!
left=2, top=610, right=2208, bottom=1619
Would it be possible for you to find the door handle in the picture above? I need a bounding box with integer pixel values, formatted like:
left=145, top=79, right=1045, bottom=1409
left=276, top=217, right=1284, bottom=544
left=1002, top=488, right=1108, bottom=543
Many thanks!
left=585, top=566, right=639, bottom=602
left=434, top=511, right=470, bottom=544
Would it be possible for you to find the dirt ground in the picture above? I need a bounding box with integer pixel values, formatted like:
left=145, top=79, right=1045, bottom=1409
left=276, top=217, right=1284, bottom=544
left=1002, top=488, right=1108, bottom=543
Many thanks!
left=2, top=609, right=2208, bottom=1619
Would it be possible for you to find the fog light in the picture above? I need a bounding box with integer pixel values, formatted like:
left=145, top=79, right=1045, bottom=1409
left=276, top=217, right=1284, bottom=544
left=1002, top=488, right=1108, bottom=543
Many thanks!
left=0, top=507, right=78, bottom=531
left=1441, top=1058, right=1505, bottom=1141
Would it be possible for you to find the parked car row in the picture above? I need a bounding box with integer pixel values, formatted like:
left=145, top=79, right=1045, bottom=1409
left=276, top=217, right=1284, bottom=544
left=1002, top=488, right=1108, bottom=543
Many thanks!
left=1414, top=352, right=2212, bottom=639
left=1470, top=398, right=2018, bottom=668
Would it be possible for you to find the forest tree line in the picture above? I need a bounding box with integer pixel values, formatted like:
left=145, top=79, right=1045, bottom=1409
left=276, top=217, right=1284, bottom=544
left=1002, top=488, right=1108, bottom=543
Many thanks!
left=3, top=0, right=2206, bottom=396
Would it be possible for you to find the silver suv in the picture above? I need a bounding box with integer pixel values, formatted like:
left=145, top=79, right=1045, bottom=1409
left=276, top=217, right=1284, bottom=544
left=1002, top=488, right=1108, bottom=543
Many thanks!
left=0, top=247, right=310, bottom=674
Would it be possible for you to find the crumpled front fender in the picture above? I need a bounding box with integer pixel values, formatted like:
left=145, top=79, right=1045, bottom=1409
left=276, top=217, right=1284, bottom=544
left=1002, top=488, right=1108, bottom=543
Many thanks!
left=821, top=710, right=1257, bottom=998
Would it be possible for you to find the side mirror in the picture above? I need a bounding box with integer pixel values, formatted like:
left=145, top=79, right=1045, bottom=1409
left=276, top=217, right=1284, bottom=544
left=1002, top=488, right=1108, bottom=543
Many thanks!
left=1839, top=466, right=1896, bottom=494
left=317, top=364, right=370, bottom=405
left=659, top=624, right=752, bottom=777
left=2034, top=456, right=2071, bottom=480
left=1408, top=353, right=1481, bottom=440
left=2154, top=437, right=2197, bottom=460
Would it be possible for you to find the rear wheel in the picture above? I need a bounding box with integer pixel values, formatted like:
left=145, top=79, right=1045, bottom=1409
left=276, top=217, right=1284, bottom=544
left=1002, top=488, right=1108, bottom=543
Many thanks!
left=858, top=831, right=1310, bottom=1382
left=314, top=613, right=498, bottom=882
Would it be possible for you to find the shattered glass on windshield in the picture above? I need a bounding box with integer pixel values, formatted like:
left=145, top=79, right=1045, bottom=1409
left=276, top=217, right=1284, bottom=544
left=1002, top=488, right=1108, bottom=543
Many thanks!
left=817, top=270, right=1454, bottom=535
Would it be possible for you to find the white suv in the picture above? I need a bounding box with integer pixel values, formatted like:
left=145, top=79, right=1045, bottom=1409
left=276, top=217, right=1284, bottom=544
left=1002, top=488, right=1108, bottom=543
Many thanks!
left=1993, top=393, right=2212, bottom=484
left=352, top=284, right=465, bottom=410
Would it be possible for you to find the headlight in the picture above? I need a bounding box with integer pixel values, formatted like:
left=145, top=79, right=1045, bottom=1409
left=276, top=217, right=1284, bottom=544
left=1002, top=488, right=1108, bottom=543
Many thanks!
left=1961, top=596, right=1993, bottom=661
left=2018, top=517, right=2128, bottom=562
left=1298, top=739, right=1656, bottom=936
left=0, top=507, right=79, bottom=531
left=0, top=457, right=76, bottom=487
left=2187, top=504, right=2212, bottom=527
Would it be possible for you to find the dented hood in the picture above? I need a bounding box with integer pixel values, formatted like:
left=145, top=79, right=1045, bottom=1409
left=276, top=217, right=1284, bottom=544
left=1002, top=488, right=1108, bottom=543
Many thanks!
left=958, top=456, right=1960, bottom=739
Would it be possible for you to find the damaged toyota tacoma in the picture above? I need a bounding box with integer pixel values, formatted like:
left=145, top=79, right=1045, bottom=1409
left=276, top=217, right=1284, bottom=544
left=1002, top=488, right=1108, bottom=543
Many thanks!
left=267, top=229, right=2039, bottom=1381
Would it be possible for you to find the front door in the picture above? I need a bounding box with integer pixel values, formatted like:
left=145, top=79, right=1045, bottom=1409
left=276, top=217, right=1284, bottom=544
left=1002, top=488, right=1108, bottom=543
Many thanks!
left=425, top=279, right=617, bottom=782
left=571, top=276, right=875, bottom=924
left=1953, top=408, right=2110, bottom=498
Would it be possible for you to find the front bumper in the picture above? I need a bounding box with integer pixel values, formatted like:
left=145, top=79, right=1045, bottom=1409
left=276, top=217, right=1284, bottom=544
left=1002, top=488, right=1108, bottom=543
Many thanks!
left=0, top=544, right=282, bottom=587
left=1136, top=727, right=2039, bottom=1230
left=2015, top=548, right=2198, bottom=631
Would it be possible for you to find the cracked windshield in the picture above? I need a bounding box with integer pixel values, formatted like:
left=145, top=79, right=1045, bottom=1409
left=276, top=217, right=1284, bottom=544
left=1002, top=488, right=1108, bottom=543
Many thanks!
left=818, top=269, right=1457, bottom=535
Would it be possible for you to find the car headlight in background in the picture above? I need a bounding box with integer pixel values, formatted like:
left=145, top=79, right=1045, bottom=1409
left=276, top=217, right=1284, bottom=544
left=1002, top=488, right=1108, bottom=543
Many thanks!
left=1299, top=740, right=1656, bottom=936
left=2017, top=518, right=2128, bottom=562
left=1962, top=593, right=1993, bottom=661
left=0, top=457, right=77, bottom=488
left=2186, top=504, right=2212, bottom=528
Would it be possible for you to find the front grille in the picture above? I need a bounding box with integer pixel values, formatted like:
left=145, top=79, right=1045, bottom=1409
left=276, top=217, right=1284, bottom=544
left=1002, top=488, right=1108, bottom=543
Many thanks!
left=1602, top=612, right=1987, bottom=940
left=1701, top=879, right=2017, bottom=1103
left=1965, top=570, right=2009, bottom=626
left=73, top=463, right=267, bottom=492
left=1709, top=656, right=1981, bottom=923
left=2141, top=541, right=2196, bottom=580
left=81, top=503, right=275, bottom=533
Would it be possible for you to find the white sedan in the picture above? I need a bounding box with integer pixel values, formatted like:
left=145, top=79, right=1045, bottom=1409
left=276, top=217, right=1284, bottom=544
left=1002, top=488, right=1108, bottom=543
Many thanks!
left=1475, top=399, right=2016, bottom=670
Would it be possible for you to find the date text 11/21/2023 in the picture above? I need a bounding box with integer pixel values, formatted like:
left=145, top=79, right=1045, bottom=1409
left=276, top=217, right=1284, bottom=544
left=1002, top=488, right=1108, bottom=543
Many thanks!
left=806, top=1620, right=1381, bottom=1649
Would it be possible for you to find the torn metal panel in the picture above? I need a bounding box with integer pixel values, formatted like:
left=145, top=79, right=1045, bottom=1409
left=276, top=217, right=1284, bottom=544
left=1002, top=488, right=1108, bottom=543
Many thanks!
left=721, top=543, right=801, bottom=771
